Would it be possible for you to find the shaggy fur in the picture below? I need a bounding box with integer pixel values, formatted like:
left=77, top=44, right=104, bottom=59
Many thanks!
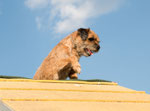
left=33, top=28, right=100, bottom=80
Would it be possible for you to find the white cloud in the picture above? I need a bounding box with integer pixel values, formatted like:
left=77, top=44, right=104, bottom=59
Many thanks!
left=35, top=16, right=42, bottom=29
left=25, top=0, right=125, bottom=34
left=25, top=0, right=50, bottom=9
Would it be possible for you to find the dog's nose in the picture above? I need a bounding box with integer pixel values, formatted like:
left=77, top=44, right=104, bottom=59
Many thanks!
left=97, top=45, right=100, bottom=51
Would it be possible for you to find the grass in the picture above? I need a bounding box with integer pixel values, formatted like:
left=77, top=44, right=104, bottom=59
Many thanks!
left=0, top=75, right=111, bottom=82
left=0, top=75, right=30, bottom=79
left=68, top=79, right=111, bottom=82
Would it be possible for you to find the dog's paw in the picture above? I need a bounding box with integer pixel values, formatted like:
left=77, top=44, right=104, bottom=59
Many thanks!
left=69, top=73, right=78, bottom=79
left=72, top=63, right=81, bottom=74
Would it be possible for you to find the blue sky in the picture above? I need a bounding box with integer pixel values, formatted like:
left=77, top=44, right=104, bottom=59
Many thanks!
left=0, top=0, right=150, bottom=93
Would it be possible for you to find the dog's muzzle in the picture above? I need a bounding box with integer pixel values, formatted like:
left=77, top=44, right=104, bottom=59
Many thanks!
left=84, top=45, right=100, bottom=56
left=84, top=48, right=93, bottom=56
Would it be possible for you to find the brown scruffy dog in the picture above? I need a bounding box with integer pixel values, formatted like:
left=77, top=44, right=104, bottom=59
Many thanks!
left=33, top=28, right=100, bottom=80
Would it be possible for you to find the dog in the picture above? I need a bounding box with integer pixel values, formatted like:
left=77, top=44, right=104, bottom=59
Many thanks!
left=33, top=28, right=100, bottom=80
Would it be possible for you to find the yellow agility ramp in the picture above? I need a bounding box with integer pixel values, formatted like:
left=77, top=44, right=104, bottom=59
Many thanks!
left=0, top=78, right=150, bottom=111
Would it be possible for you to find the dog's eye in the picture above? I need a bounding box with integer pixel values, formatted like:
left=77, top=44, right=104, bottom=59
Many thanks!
left=88, top=38, right=94, bottom=41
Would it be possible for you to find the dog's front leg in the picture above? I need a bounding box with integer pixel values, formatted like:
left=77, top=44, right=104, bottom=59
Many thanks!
left=70, top=56, right=81, bottom=74
left=72, top=62, right=81, bottom=74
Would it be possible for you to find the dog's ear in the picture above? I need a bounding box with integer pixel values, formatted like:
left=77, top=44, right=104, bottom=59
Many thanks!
left=77, top=28, right=90, bottom=41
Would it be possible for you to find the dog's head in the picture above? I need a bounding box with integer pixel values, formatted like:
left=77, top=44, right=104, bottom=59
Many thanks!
left=74, top=28, right=100, bottom=57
